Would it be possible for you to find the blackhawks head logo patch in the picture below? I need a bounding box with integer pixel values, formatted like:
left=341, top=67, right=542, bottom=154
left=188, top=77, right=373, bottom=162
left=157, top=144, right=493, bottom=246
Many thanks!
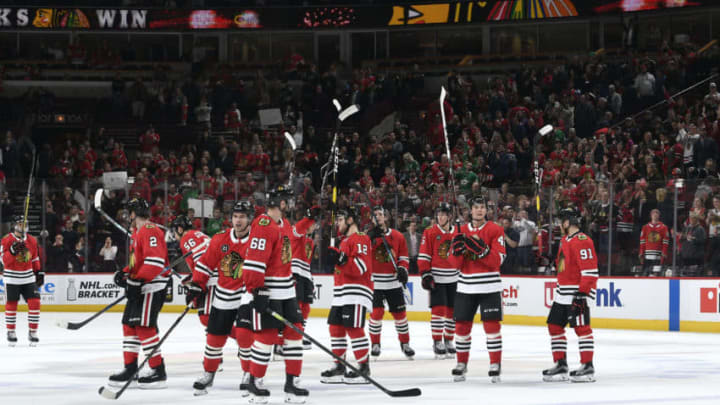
left=220, top=251, right=244, bottom=280
left=281, top=236, right=292, bottom=264
left=438, top=240, right=451, bottom=259
left=305, top=241, right=313, bottom=260
left=648, top=231, right=660, bottom=243
left=374, top=246, right=396, bottom=263
left=258, top=218, right=270, bottom=226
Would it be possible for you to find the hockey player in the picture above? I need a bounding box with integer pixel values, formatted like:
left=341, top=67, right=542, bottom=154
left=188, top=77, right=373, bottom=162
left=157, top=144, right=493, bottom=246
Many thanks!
left=1, top=215, right=43, bottom=346
left=449, top=196, right=506, bottom=383
left=173, top=215, right=211, bottom=326
left=638, top=209, right=669, bottom=276
left=291, top=207, right=321, bottom=350
left=320, top=208, right=374, bottom=384
left=418, top=202, right=458, bottom=359
left=241, top=190, right=309, bottom=404
left=185, top=201, right=254, bottom=396
left=108, top=198, right=170, bottom=389
left=367, top=206, right=414, bottom=359
left=542, top=207, right=598, bottom=383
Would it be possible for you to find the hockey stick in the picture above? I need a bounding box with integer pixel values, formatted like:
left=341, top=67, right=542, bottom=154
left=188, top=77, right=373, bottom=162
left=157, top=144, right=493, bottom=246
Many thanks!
left=98, top=306, right=191, bottom=400
left=266, top=308, right=421, bottom=397
left=534, top=125, right=553, bottom=241
left=20, top=149, right=38, bottom=238
left=283, top=131, right=298, bottom=191
left=94, top=188, right=131, bottom=237
left=439, top=87, right=460, bottom=221
left=55, top=245, right=202, bottom=330
left=328, top=100, right=360, bottom=248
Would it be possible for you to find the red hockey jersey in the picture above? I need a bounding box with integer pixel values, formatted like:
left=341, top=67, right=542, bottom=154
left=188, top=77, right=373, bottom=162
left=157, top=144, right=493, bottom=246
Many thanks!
left=554, top=231, right=598, bottom=305
left=450, top=221, right=506, bottom=294
left=332, top=232, right=374, bottom=310
left=124, top=223, right=169, bottom=294
left=370, top=228, right=409, bottom=290
left=418, top=224, right=459, bottom=284
left=291, top=234, right=315, bottom=282
left=242, top=215, right=295, bottom=300
left=180, top=230, right=211, bottom=279
left=1, top=233, right=41, bottom=285
left=639, top=222, right=669, bottom=262
left=195, top=228, right=249, bottom=310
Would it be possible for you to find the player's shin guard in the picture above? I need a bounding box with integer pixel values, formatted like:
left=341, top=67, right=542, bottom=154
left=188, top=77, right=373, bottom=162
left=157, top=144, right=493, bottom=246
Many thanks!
left=329, top=324, right=348, bottom=360
left=299, top=302, right=311, bottom=320
left=27, top=298, right=40, bottom=332
left=5, top=301, right=17, bottom=331
left=236, top=328, right=253, bottom=373
left=347, top=328, right=370, bottom=364
left=369, top=308, right=383, bottom=345
left=575, top=325, right=594, bottom=364
left=203, top=333, right=228, bottom=372
left=548, top=324, right=567, bottom=362
left=136, top=326, right=163, bottom=368
left=250, top=329, right=275, bottom=378
left=430, top=307, right=444, bottom=341
left=122, top=324, right=140, bottom=365
left=198, top=314, right=209, bottom=328
left=454, top=321, right=473, bottom=364
left=283, top=338, right=303, bottom=376
left=391, top=311, right=410, bottom=343
left=483, top=321, right=502, bottom=365
left=443, top=308, right=455, bottom=342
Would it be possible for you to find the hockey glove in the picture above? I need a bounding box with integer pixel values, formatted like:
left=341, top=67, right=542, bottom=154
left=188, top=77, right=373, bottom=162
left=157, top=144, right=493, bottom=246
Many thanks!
left=568, top=293, right=589, bottom=327
left=113, top=270, right=128, bottom=288
left=184, top=282, right=206, bottom=308
left=397, top=266, right=409, bottom=285
left=35, top=271, right=45, bottom=287
left=9, top=241, right=27, bottom=256
left=451, top=234, right=466, bottom=256
left=464, top=236, right=490, bottom=259
left=126, top=279, right=143, bottom=300
left=252, top=288, right=270, bottom=313
left=306, top=205, right=322, bottom=219
left=180, top=274, right=193, bottom=287
left=327, top=246, right=348, bottom=269
left=368, top=226, right=384, bottom=241
left=421, top=272, right=436, bottom=290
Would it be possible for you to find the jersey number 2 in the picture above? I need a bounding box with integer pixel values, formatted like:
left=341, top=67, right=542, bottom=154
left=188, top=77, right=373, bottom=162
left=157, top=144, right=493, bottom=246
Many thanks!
left=149, top=236, right=158, bottom=247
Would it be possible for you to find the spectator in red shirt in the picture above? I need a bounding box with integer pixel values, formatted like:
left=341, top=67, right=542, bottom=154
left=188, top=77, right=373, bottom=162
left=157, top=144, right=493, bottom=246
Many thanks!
left=187, top=208, right=204, bottom=230
left=129, top=172, right=151, bottom=202
left=139, top=126, right=160, bottom=153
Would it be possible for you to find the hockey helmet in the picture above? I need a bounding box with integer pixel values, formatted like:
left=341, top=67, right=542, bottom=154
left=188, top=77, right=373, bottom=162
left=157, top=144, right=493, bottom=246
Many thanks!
left=233, top=200, right=254, bottom=218
left=559, top=206, right=582, bottom=227
left=127, top=197, right=150, bottom=218
left=172, top=215, right=192, bottom=233
left=436, top=202, right=452, bottom=215
left=469, top=195, right=487, bottom=208
left=266, top=185, right=291, bottom=208
left=337, top=206, right=359, bottom=223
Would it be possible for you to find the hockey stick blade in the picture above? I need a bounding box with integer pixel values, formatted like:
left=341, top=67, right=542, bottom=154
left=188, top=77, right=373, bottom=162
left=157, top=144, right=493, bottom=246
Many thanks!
left=54, top=319, right=70, bottom=329
left=98, top=386, right=119, bottom=400
left=388, top=388, right=422, bottom=397
left=440, top=85, right=447, bottom=103
left=283, top=131, right=297, bottom=151
left=338, top=104, right=359, bottom=122
left=332, top=99, right=342, bottom=112
left=94, top=188, right=104, bottom=209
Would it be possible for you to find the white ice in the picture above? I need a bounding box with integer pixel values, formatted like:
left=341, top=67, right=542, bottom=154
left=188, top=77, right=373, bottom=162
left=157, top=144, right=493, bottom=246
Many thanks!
left=3, top=312, right=720, bottom=405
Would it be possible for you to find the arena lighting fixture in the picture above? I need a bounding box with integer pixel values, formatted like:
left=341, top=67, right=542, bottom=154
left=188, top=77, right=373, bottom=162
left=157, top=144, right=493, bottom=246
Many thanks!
left=539, top=124, right=554, bottom=137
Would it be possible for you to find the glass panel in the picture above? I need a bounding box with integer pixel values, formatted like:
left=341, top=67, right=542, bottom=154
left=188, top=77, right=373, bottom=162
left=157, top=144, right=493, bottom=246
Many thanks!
left=191, top=35, right=219, bottom=63
left=0, top=33, right=17, bottom=59
left=270, top=33, right=313, bottom=66
left=128, top=34, right=179, bottom=62
left=351, top=32, right=375, bottom=68
left=539, top=23, right=587, bottom=53
left=490, top=25, right=536, bottom=54
left=18, top=33, right=68, bottom=59
left=316, top=34, right=340, bottom=71
left=670, top=14, right=710, bottom=46
left=437, top=28, right=482, bottom=56
left=637, top=16, right=671, bottom=50
left=389, top=30, right=435, bottom=59
left=376, top=31, right=388, bottom=60
left=229, top=33, right=271, bottom=63
left=76, top=33, right=127, bottom=64
left=604, top=21, right=624, bottom=49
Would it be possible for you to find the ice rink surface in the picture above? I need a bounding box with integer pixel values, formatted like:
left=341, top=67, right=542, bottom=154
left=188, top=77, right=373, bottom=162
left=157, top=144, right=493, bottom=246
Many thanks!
left=3, top=312, right=720, bottom=405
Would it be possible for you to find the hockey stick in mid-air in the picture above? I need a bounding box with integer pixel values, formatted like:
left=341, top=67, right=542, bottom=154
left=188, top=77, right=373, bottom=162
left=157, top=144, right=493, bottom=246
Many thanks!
left=266, top=309, right=421, bottom=397
left=55, top=244, right=202, bottom=330
left=99, top=306, right=191, bottom=400
left=283, top=131, right=298, bottom=190
left=93, top=188, right=169, bottom=234
left=439, top=86, right=460, bottom=221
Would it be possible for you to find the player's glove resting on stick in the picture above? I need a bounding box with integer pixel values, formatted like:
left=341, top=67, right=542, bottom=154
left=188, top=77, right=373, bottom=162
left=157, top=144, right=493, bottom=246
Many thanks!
left=451, top=234, right=466, bottom=256
left=9, top=240, right=27, bottom=256
left=184, top=281, right=205, bottom=308
left=569, top=292, right=589, bottom=327
left=368, top=226, right=383, bottom=240
left=306, top=205, right=322, bottom=219
left=327, top=246, right=348, bottom=269
left=35, top=271, right=45, bottom=287
left=113, top=270, right=128, bottom=288
left=126, top=279, right=143, bottom=300
left=397, top=266, right=409, bottom=285
left=421, top=272, right=435, bottom=290
left=180, top=273, right=193, bottom=287
left=464, top=235, right=490, bottom=259
left=252, top=288, right=270, bottom=313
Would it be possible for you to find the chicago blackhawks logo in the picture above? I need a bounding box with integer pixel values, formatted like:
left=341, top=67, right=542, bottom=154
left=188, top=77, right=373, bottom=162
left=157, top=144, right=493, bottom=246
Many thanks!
left=281, top=236, right=292, bottom=264
left=305, top=241, right=313, bottom=260
left=374, top=245, right=396, bottom=263
left=648, top=231, right=660, bottom=243
left=220, top=251, right=244, bottom=280
left=16, top=250, right=31, bottom=263
left=438, top=240, right=451, bottom=259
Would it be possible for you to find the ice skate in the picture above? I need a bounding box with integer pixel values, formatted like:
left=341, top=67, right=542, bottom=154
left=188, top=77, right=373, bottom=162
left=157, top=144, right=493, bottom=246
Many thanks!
left=28, top=331, right=39, bottom=347
left=570, top=361, right=595, bottom=383
left=192, top=371, right=215, bottom=396
left=138, top=362, right=167, bottom=389
left=344, top=362, right=370, bottom=385
left=542, top=359, right=569, bottom=382
left=320, top=363, right=346, bottom=384
left=489, top=363, right=501, bottom=383
left=452, top=362, right=467, bottom=382
left=7, top=330, right=17, bottom=347
left=370, top=343, right=381, bottom=359
left=401, top=342, right=415, bottom=359
left=247, top=375, right=270, bottom=404
left=284, top=373, right=309, bottom=403
left=108, top=362, right=138, bottom=388
left=239, top=372, right=250, bottom=397
left=433, top=340, right=447, bottom=359
left=445, top=340, right=456, bottom=355
left=302, top=338, right=312, bottom=351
